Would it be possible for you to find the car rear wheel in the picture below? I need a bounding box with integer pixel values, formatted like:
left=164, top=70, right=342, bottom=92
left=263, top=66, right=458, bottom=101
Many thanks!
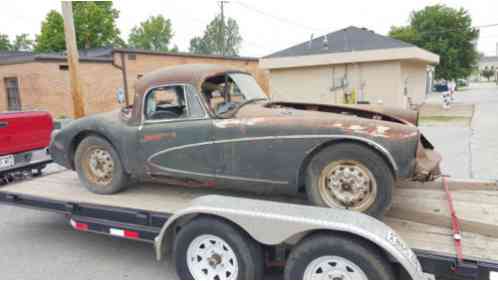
left=74, top=136, right=129, bottom=194
left=306, top=143, right=393, bottom=218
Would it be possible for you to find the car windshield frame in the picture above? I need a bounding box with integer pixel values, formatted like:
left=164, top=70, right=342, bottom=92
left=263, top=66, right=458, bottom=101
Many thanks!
left=213, top=72, right=269, bottom=116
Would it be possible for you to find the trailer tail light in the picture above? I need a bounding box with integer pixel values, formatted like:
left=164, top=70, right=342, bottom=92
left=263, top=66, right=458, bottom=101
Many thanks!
left=70, top=219, right=88, bottom=231
left=109, top=228, right=140, bottom=239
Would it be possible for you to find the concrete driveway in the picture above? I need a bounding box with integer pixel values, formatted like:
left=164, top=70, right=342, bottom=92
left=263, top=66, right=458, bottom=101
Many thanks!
left=420, top=82, right=498, bottom=180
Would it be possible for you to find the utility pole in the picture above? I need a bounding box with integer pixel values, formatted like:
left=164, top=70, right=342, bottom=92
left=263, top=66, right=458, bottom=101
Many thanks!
left=61, top=1, right=86, bottom=118
left=219, top=1, right=229, bottom=56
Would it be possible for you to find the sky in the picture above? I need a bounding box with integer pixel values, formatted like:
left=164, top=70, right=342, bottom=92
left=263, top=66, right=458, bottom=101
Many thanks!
left=1, top=0, right=498, bottom=57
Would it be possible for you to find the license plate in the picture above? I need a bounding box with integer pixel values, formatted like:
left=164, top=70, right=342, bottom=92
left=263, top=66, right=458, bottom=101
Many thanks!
left=0, top=155, right=15, bottom=170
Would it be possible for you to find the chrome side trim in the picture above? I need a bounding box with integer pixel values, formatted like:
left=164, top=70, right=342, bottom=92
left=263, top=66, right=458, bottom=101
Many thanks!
left=147, top=134, right=398, bottom=183
left=151, top=165, right=288, bottom=185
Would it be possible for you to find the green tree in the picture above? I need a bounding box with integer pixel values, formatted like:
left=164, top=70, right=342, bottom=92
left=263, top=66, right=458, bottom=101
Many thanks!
left=481, top=68, right=495, bottom=81
left=35, top=2, right=122, bottom=53
left=128, top=15, right=176, bottom=52
left=389, top=5, right=479, bottom=80
left=34, top=10, right=67, bottom=53
left=12, top=34, right=33, bottom=51
left=0, top=34, right=12, bottom=51
left=189, top=15, right=242, bottom=56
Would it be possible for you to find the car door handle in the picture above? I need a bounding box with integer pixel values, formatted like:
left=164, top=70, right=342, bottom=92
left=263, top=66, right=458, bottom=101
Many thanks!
left=0, top=121, right=8, bottom=128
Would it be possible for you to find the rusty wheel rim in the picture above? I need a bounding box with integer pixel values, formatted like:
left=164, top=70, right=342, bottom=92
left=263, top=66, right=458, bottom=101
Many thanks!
left=82, top=146, right=114, bottom=186
left=318, top=160, right=377, bottom=212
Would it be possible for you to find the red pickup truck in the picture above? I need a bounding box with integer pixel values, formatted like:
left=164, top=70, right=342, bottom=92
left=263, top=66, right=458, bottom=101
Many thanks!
left=0, top=111, right=53, bottom=180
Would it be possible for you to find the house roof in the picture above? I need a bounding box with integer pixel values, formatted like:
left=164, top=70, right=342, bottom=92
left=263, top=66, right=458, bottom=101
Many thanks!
left=265, top=26, right=415, bottom=58
left=0, top=47, right=259, bottom=66
left=480, top=56, right=498, bottom=63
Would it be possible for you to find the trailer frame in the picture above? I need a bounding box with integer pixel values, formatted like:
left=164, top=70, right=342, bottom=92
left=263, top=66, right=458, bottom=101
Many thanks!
left=1, top=176, right=497, bottom=280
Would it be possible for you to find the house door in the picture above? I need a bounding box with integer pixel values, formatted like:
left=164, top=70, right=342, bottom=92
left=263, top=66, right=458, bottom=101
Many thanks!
left=5, top=77, right=21, bottom=111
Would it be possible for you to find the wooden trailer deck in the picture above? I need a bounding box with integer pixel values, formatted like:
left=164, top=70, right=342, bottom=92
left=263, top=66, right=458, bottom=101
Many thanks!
left=1, top=170, right=498, bottom=263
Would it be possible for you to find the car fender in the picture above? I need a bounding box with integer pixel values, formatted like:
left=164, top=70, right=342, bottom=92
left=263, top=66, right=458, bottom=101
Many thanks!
left=154, top=195, right=425, bottom=279
left=299, top=136, right=399, bottom=183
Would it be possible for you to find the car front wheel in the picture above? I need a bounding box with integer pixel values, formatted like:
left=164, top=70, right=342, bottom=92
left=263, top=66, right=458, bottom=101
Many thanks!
left=306, top=142, right=393, bottom=218
left=74, top=136, right=129, bottom=194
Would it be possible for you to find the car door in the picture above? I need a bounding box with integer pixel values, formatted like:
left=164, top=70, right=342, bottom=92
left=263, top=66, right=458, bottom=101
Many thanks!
left=137, top=84, right=219, bottom=188
left=212, top=114, right=291, bottom=193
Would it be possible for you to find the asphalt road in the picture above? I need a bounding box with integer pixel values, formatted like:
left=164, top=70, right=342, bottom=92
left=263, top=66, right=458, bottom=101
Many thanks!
left=0, top=203, right=178, bottom=279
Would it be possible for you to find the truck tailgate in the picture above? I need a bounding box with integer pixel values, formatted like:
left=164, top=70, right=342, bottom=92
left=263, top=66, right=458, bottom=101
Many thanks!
left=0, top=111, right=53, bottom=156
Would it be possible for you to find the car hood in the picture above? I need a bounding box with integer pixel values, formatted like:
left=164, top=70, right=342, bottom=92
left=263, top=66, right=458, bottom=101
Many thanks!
left=234, top=101, right=419, bottom=139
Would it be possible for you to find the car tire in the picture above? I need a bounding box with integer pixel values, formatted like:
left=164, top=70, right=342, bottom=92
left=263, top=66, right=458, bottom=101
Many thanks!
left=284, top=232, right=395, bottom=280
left=74, top=136, right=129, bottom=194
left=306, top=142, right=393, bottom=218
left=174, top=216, right=264, bottom=280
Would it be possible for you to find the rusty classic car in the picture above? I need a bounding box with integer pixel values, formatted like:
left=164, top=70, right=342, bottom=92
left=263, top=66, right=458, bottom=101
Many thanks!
left=50, top=64, right=441, bottom=218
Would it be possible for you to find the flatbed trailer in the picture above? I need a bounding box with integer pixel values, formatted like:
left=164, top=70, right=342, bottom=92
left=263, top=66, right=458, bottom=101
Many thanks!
left=1, top=170, right=498, bottom=279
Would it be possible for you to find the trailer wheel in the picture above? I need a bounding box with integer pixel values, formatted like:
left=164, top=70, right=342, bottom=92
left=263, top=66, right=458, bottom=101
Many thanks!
left=284, top=233, right=395, bottom=280
left=74, top=136, right=129, bottom=194
left=306, top=143, right=393, bottom=218
left=174, top=216, right=264, bottom=280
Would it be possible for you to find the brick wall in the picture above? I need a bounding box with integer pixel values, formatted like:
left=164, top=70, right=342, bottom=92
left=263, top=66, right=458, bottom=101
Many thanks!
left=0, top=61, right=122, bottom=118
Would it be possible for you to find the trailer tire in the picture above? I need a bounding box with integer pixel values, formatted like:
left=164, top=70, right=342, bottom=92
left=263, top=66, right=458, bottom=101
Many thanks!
left=174, top=216, right=264, bottom=280
left=306, top=142, right=393, bottom=218
left=284, top=232, right=395, bottom=280
left=74, top=136, right=128, bottom=194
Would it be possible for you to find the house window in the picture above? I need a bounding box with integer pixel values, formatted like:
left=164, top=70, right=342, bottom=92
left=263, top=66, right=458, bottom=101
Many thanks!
left=4, top=77, right=21, bottom=111
left=59, top=65, right=69, bottom=71
left=128, top=53, right=136, bottom=60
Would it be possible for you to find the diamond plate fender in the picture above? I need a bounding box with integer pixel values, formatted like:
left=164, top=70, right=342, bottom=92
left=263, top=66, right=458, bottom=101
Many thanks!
left=154, top=195, right=425, bottom=279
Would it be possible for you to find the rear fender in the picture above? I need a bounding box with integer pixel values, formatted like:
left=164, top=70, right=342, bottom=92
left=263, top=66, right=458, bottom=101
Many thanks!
left=154, top=195, right=425, bottom=279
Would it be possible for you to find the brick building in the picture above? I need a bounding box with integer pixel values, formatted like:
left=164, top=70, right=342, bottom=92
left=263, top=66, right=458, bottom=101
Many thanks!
left=0, top=48, right=268, bottom=117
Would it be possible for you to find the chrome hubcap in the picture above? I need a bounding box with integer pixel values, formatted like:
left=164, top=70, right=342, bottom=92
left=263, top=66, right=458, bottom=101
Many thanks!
left=87, top=148, right=114, bottom=185
left=303, top=256, right=368, bottom=280
left=319, top=160, right=377, bottom=211
left=187, top=234, right=239, bottom=280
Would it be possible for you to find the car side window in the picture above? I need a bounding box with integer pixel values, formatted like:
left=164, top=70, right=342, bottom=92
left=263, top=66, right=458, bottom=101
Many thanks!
left=144, top=85, right=188, bottom=121
left=186, top=85, right=206, bottom=118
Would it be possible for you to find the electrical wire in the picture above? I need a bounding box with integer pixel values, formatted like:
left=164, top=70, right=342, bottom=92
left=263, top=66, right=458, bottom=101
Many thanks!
left=231, top=0, right=326, bottom=33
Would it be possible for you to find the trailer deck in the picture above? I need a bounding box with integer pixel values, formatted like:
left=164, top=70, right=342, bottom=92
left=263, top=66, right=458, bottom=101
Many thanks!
left=1, top=169, right=498, bottom=278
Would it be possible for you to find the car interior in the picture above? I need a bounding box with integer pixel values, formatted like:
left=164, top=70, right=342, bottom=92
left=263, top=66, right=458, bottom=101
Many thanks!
left=202, top=74, right=245, bottom=115
left=145, top=85, right=188, bottom=120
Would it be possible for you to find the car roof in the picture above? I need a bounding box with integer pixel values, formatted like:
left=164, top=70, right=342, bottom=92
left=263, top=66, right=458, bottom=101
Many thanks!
left=134, top=64, right=246, bottom=95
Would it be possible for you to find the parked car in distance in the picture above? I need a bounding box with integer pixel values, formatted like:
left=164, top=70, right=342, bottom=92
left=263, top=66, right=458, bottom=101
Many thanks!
left=50, top=64, right=441, bottom=218
left=0, top=111, right=53, bottom=180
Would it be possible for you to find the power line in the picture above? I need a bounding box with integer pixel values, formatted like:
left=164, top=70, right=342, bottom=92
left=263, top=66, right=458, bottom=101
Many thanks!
left=232, top=0, right=326, bottom=33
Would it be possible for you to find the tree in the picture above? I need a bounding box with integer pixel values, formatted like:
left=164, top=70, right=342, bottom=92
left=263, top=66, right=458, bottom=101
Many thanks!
left=35, top=2, right=122, bottom=53
left=72, top=1, right=121, bottom=49
left=481, top=68, right=495, bottom=81
left=34, top=10, right=67, bottom=53
left=0, top=34, right=12, bottom=51
left=12, top=34, right=33, bottom=51
left=128, top=15, right=176, bottom=52
left=189, top=15, right=242, bottom=56
left=389, top=5, right=479, bottom=81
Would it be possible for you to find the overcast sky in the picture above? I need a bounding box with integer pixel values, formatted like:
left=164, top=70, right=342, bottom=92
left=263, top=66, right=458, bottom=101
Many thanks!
left=2, top=0, right=498, bottom=57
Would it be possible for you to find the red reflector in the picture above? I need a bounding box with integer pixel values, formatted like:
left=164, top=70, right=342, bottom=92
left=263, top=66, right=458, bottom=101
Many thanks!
left=124, top=230, right=140, bottom=239
left=70, top=219, right=88, bottom=231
